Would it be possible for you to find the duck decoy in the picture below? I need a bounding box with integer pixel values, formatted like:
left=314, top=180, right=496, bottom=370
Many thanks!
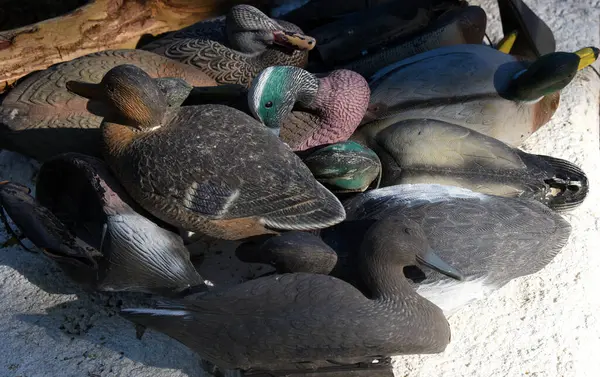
left=351, top=118, right=588, bottom=211
left=239, top=184, right=572, bottom=316
left=0, top=153, right=207, bottom=297
left=66, top=64, right=345, bottom=241
left=363, top=43, right=600, bottom=147
left=318, top=5, right=487, bottom=78
left=236, top=231, right=338, bottom=277
left=297, top=141, right=381, bottom=194
left=248, top=65, right=370, bottom=150
left=121, top=214, right=462, bottom=374
left=0, top=49, right=216, bottom=161
left=140, top=4, right=315, bottom=87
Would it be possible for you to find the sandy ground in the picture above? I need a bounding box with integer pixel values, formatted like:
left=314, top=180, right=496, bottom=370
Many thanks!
left=1, top=1, right=599, bottom=376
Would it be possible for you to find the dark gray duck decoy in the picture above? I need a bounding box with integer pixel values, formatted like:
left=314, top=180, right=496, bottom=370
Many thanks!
left=0, top=153, right=206, bottom=297
left=121, top=214, right=463, bottom=374
left=238, top=184, right=572, bottom=316
left=66, top=64, right=345, bottom=241
left=0, top=49, right=216, bottom=161
left=139, top=4, right=315, bottom=86
left=351, top=118, right=588, bottom=211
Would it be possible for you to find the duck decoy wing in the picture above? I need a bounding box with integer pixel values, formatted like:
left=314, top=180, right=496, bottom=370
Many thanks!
left=139, top=17, right=227, bottom=54
left=97, top=214, right=204, bottom=295
left=122, top=273, right=371, bottom=369
left=0, top=181, right=99, bottom=269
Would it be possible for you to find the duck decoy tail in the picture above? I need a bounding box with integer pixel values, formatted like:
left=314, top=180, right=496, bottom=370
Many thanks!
left=540, top=155, right=589, bottom=211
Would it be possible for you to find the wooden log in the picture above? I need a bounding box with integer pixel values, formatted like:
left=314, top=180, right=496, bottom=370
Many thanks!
left=0, top=0, right=272, bottom=92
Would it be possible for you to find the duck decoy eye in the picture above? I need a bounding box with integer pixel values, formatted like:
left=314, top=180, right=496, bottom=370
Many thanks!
left=404, top=228, right=413, bottom=235
left=264, top=101, right=273, bottom=108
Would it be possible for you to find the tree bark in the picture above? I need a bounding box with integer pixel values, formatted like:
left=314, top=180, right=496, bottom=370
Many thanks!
left=0, top=0, right=271, bottom=92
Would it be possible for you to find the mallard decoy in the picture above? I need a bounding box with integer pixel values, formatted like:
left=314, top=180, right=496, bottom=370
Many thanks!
left=0, top=154, right=206, bottom=297
left=239, top=184, right=571, bottom=316
left=248, top=66, right=370, bottom=150
left=140, top=4, right=315, bottom=87
left=297, top=141, right=381, bottom=194
left=66, top=64, right=345, bottom=241
left=121, top=214, right=462, bottom=374
left=363, top=44, right=600, bottom=146
left=351, top=119, right=588, bottom=211
left=0, top=49, right=216, bottom=161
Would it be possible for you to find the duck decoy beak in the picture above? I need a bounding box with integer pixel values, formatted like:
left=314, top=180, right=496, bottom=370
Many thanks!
left=272, top=30, right=316, bottom=51
left=417, top=247, right=464, bottom=281
left=66, top=80, right=103, bottom=100
left=574, top=47, right=600, bottom=71
left=496, top=30, right=519, bottom=54
left=0, top=181, right=8, bottom=185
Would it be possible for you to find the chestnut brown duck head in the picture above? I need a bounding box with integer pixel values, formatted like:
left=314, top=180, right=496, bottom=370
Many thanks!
left=0, top=49, right=216, bottom=162
left=67, top=64, right=346, bottom=241
left=141, top=4, right=316, bottom=86
left=248, top=66, right=370, bottom=150
left=0, top=154, right=206, bottom=297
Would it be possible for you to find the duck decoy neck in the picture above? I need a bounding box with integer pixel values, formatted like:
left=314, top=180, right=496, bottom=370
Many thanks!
left=357, top=216, right=463, bottom=301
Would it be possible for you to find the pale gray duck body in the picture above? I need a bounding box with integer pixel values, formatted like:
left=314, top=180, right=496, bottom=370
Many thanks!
left=122, top=215, right=461, bottom=373
left=352, top=119, right=588, bottom=211
left=321, top=184, right=572, bottom=316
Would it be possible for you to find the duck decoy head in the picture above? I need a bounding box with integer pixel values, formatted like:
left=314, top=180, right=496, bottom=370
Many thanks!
left=235, top=231, right=338, bottom=275
left=226, top=4, right=316, bottom=54
left=66, top=64, right=167, bottom=130
left=299, top=141, right=381, bottom=194
left=506, top=48, right=599, bottom=101
left=361, top=216, right=464, bottom=282
left=248, top=66, right=370, bottom=147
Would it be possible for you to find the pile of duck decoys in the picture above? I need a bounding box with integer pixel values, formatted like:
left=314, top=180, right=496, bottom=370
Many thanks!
left=0, top=0, right=598, bottom=376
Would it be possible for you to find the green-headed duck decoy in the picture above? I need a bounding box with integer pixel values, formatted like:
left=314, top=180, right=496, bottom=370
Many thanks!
left=0, top=49, right=216, bottom=161
left=248, top=65, right=370, bottom=150
left=66, top=64, right=345, bottom=241
left=140, top=4, right=316, bottom=87
left=0, top=154, right=206, bottom=297
left=238, top=184, right=571, bottom=316
left=363, top=43, right=600, bottom=146
left=351, top=118, right=588, bottom=211
left=297, top=141, right=381, bottom=194
left=121, top=213, right=462, bottom=374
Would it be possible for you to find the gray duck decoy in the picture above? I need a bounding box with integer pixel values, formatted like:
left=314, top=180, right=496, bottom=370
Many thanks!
left=121, top=214, right=462, bottom=374
left=363, top=43, right=599, bottom=147
left=238, top=184, right=571, bottom=316
left=351, top=118, right=588, bottom=211
left=140, top=4, right=315, bottom=86
left=0, top=49, right=216, bottom=161
left=0, top=153, right=206, bottom=297
left=66, top=64, right=346, bottom=241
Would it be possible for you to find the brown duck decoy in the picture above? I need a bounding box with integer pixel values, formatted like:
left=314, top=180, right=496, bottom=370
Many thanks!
left=0, top=153, right=206, bottom=297
left=351, top=118, right=589, bottom=211
left=66, top=64, right=345, bottom=241
left=0, top=49, right=216, bottom=161
left=237, top=184, right=571, bottom=316
left=363, top=44, right=599, bottom=147
left=140, top=4, right=315, bottom=87
left=121, top=214, right=462, bottom=374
